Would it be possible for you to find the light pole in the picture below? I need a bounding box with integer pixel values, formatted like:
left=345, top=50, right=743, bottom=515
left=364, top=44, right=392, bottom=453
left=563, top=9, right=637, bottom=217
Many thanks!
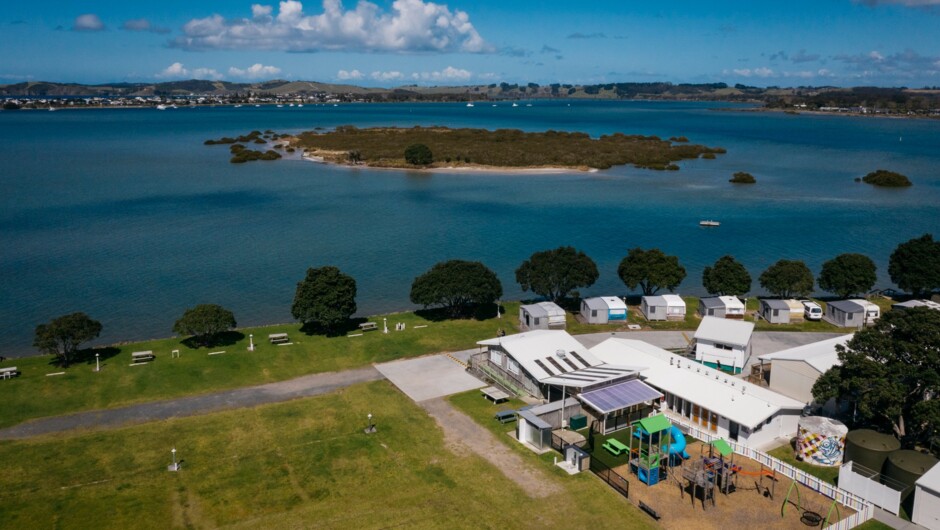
left=383, top=317, right=388, bottom=334
left=249, top=333, right=254, bottom=352
left=365, top=413, right=376, bottom=434
left=169, top=448, right=179, bottom=472
left=496, top=300, right=501, bottom=319
left=95, top=352, right=100, bottom=372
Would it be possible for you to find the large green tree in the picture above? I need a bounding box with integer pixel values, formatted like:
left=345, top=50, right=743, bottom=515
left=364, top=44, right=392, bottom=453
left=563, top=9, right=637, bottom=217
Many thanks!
left=404, top=143, right=433, bottom=165
left=813, top=307, right=940, bottom=449
left=617, top=248, right=686, bottom=296
left=758, top=259, right=814, bottom=298
left=889, top=234, right=940, bottom=297
left=515, top=246, right=599, bottom=303
left=33, top=312, right=102, bottom=368
left=817, top=253, right=877, bottom=299
left=291, top=266, right=358, bottom=332
left=173, top=304, right=237, bottom=346
left=702, top=255, right=751, bottom=296
left=410, top=260, right=502, bottom=317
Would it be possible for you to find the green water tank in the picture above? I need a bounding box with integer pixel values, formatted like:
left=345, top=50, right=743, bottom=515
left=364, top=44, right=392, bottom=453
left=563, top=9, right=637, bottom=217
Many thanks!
left=882, top=449, right=939, bottom=512
left=568, top=414, right=587, bottom=431
left=843, top=429, right=900, bottom=473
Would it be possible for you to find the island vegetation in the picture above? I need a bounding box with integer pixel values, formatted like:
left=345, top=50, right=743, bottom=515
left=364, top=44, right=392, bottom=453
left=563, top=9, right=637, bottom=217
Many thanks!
left=292, top=126, right=725, bottom=171
left=861, top=169, right=912, bottom=187
left=729, top=171, right=756, bottom=184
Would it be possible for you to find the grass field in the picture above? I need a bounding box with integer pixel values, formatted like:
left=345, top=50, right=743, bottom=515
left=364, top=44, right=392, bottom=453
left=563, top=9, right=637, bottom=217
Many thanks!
left=0, top=305, right=520, bottom=429
left=0, top=381, right=653, bottom=529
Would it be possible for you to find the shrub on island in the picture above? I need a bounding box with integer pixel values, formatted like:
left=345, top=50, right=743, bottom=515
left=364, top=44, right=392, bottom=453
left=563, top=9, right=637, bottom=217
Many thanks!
left=861, top=169, right=911, bottom=187
left=404, top=143, right=433, bottom=166
left=669, top=136, right=689, bottom=143
left=730, top=171, right=756, bottom=184
left=230, top=149, right=282, bottom=164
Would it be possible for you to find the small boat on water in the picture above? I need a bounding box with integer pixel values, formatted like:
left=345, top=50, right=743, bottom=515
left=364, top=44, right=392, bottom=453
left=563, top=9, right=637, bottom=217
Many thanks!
left=156, top=104, right=167, bottom=110
left=466, top=102, right=474, bottom=107
left=699, top=220, right=720, bottom=227
left=512, top=102, right=519, bottom=107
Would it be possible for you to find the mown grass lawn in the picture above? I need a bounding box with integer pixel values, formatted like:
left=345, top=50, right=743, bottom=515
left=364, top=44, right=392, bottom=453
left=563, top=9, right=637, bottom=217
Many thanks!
left=0, top=381, right=653, bottom=529
left=447, top=390, right=654, bottom=529
left=0, top=304, right=520, bottom=429
left=767, top=443, right=841, bottom=485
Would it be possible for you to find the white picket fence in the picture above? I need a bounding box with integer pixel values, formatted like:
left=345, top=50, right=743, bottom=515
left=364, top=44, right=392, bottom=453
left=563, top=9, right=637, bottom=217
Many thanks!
left=672, top=418, right=874, bottom=529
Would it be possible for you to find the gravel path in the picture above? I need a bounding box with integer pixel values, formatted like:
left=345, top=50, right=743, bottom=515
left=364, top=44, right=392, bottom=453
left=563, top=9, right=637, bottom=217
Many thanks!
left=0, top=366, right=383, bottom=440
left=419, top=397, right=561, bottom=498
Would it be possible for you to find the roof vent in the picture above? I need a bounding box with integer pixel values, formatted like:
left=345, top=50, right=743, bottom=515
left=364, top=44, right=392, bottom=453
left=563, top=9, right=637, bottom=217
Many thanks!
left=556, top=349, right=566, bottom=359
left=741, top=386, right=746, bottom=395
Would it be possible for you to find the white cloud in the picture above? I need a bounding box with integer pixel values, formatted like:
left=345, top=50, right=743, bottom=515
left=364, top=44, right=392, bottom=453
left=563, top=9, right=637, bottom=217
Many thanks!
left=157, top=62, right=222, bottom=80
left=228, top=63, right=282, bottom=78
left=412, top=66, right=472, bottom=82
left=731, top=67, right=774, bottom=78
left=370, top=70, right=404, bottom=81
left=869, top=50, right=885, bottom=61
left=73, top=14, right=105, bottom=32
left=173, top=0, right=490, bottom=53
left=337, top=69, right=365, bottom=80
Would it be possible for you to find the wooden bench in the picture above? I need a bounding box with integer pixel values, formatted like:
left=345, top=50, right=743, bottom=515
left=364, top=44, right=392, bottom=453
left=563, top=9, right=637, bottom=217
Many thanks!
left=602, top=438, right=629, bottom=456
left=268, top=333, right=289, bottom=344
left=494, top=410, right=517, bottom=424
left=0, top=367, right=19, bottom=379
left=131, top=351, right=155, bottom=363
left=639, top=501, right=661, bottom=520
left=358, top=322, right=378, bottom=332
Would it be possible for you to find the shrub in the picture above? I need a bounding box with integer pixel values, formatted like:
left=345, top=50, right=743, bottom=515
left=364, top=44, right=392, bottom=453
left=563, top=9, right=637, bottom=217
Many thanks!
left=861, top=169, right=911, bottom=187
left=730, top=171, right=756, bottom=184
left=404, top=143, right=433, bottom=165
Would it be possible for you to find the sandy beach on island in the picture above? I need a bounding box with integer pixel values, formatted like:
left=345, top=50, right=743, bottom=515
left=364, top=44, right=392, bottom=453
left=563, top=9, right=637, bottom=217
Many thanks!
left=300, top=152, right=598, bottom=174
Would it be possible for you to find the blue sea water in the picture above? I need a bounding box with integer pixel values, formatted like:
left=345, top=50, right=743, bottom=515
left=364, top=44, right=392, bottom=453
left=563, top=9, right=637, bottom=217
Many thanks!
left=1, top=101, right=938, bottom=356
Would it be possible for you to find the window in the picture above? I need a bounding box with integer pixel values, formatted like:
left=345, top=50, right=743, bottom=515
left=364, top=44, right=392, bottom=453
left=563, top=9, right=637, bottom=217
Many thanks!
left=773, top=309, right=779, bottom=317
left=489, top=350, right=503, bottom=365
left=508, top=359, right=520, bottom=375
left=534, top=317, right=540, bottom=325
left=591, top=309, right=597, bottom=317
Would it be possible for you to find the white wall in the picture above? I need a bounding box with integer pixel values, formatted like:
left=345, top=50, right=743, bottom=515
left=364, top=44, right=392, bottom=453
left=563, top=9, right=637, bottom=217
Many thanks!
left=768, top=360, right=820, bottom=404
left=914, top=485, right=940, bottom=530
left=695, top=339, right=747, bottom=371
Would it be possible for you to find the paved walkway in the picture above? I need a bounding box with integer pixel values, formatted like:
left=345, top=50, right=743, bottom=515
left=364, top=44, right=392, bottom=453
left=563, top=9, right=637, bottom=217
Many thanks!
left=0, top=366, right=382, bottom=440
left=375, top=349, right=484, bottom=402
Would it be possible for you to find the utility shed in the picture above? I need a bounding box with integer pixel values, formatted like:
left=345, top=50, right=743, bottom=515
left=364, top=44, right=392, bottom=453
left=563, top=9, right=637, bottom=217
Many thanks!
left=757, top=334, right=853, bottom=409
left=580, top=296, right=628, bottom=324
left=519, top=301, right=566, bottom=330
left=697, top=296, right=745, bottom=319
left=759, top=299, right=792, bottom=324
left=641, top=294, right=686, bottom=321
left=823, top=300, right=865, bottom=328
left=692, top=316, right=754, bottom=374
left=914, top=462, right=940, bottom=530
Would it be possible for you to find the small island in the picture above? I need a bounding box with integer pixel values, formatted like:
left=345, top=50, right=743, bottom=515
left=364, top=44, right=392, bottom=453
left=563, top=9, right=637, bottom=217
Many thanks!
left=729, top=171, right=756, bottom=184
left=289, top=126, right=725, bottom=171
left=860, top=169, right=912, bottom=187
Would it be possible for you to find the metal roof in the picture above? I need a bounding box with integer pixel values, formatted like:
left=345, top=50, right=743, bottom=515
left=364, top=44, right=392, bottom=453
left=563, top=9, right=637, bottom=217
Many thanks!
left=577, top=379, right=663, bottom=415
left=582, top=297, right=609, bottom=311
left=643, top=295, right=667, bottom=306
left=591, top=338, right=803, bottom=429
left=828, top=300, right=864, bottom=313
left=541, top=364, right=643, bottom=390
left=916, top=460, right=940, bottom=494
left=693, top=316, right=754, bottom=347
left=700, top=296, right=744, bottom=310
left=760, top=299, right=791, bottom=310
left=636, top=414, right=672, bottom=434
left=518, top=409, right=552, bottom=430
left=521, top=301, right=566, bottom=319
left=758, top=334, right=853, bottom=373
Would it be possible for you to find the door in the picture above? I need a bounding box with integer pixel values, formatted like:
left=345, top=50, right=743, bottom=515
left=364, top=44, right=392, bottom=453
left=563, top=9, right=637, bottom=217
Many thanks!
left=729, top=421, right=740, bottom=441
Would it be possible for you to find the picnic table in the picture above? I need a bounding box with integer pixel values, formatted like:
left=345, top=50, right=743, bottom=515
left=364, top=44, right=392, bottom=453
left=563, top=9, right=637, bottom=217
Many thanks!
left=268, top=333, right=290, bottom=344
left=494, top=410, right=517, bottom=424
left=358, top=322, right=378, bottom=332
left=0, top=366, right=19, bottom=379
left=603, top=437, right=629, bottom=456
left=480, top=386, right=510, bottom=403
left=131, top=351, right=155, bottom=363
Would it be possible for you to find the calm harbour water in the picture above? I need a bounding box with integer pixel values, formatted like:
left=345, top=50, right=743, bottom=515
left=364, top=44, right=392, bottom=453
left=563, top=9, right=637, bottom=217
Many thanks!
left=1, top=101, right=938, bottom=356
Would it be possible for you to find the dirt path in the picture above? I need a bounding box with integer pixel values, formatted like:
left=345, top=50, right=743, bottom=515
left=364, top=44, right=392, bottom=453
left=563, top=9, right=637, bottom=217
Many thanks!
left=0, top=366, right=383, bottom=440
left=419, top=397, right=561, bottom=499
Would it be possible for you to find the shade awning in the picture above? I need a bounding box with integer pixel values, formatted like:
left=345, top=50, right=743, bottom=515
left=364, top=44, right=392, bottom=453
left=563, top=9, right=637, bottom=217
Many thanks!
left=577, top=379, right=663, bottom=415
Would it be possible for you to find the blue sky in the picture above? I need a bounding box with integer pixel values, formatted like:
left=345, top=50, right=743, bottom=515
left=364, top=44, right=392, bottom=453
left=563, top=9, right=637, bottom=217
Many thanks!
left=1, top=0, right=939, bottom=87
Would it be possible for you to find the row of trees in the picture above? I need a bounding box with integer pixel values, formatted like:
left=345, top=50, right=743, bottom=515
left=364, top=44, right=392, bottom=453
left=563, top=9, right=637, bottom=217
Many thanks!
left=32, top=234, right=940, bottom=364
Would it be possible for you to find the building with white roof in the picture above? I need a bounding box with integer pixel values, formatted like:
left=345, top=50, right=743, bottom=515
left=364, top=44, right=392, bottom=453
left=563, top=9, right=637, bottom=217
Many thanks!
left=757, top=334, right=852, bottom=412
left=519, top=301, right=566, bottom=330
left=697, top=295, right=745, bottom=319
left=893, top=299, right=940, bottom=312
left=474, top=330, right=641, bottom=398
left=914, top=461, right=940, bottom=530
left=579, top=296, right=628, bottom=324
left=640, top=294, right=686, bottom=321
left=692, top=316, right=754, bottom=374
left=591, top=338, right=804, bottom=449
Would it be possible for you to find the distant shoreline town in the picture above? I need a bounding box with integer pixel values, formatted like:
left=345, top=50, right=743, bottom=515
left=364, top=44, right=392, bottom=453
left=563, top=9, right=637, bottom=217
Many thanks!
left=2, top=79, right=940, bottom=119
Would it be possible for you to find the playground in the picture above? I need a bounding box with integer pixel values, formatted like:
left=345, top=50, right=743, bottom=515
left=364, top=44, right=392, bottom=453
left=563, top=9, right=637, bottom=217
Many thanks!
left=591, top=417, right=854, bottom=529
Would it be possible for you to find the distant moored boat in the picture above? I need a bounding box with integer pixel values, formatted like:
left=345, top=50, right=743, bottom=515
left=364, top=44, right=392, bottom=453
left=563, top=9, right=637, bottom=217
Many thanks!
left=699, top=220, right=720, bottom=227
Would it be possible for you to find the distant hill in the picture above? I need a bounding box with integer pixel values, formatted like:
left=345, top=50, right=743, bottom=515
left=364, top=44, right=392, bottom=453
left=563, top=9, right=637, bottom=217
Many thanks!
left=2, top=79, right=939, bottom=112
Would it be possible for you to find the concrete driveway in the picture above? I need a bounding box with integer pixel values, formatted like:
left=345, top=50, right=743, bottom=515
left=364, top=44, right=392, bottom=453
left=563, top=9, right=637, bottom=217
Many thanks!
left=375, top=349, right=486, bottom=402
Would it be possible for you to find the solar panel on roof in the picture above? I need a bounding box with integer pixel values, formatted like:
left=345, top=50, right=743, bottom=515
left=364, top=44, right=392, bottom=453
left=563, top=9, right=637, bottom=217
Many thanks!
left=578, top=380, right=663, bottom=414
